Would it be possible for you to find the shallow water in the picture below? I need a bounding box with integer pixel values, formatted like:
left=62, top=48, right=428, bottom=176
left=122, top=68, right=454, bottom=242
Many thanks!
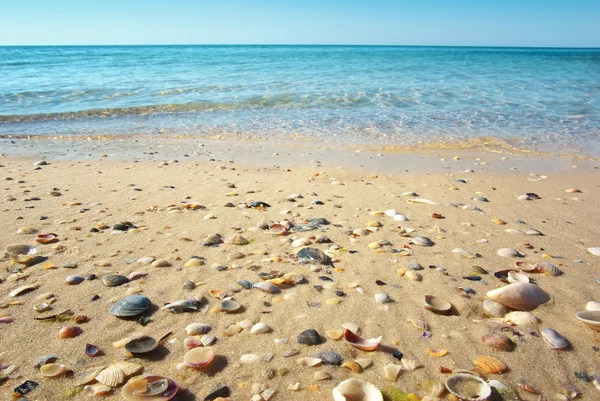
left=1, top=45, right=599, bottom=155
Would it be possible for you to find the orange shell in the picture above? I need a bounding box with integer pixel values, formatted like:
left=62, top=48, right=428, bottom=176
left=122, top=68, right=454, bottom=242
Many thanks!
left=427, top=348, right=448, bottom=357
left=473, top=355, right=506, bottom=374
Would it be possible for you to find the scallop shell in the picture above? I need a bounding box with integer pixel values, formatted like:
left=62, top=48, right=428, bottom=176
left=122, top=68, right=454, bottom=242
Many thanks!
left=383, top=364, right=402, bottom=381
left=541, top=328, right=570, bottom=350
left=219, top=299, right=241, bottom=313
left=332, top=379, right=383, bottom=401
left=486, top=282, right=549, bottom=311
left=473, top=355, right=506, bottom=374
left=481, top=334, right=514, bottom=351
left=253, top=281, right=281, bottom=294
left=575, top=311, right=600, bottom=331
left=411, top=236, right=434, bottom=247
left=36, top=233, right=58, bottom=244
left=186, top=323, right=211, bottom=335
left=482, top=299, right=512, bottom=317
left=424, top=295, right=452, bottom=314
left=109, top=295, right=151, bottom=317
left=407, top=318, right=430, bottom=331
left=250, top=322, right=270, bottom=334
left=313, top=350, right=343, bottom=366
left=314, top=371, right=332, bottom=381
left=40, top=363, right=66, bottom=377
left=6, top=244, right=38, bottom=264
left=343, top=329, right=382, bottom=352
left=496, top=248, right=524, bottom=258
left=102, top=274, right=129, bottom=287
left=534, top=261, right=562, bottom=276
left=200, top=334, right=215, bottom=347
left=121, top=374, right=179, bottom=401
left=183, top=347, right=214, bottom=369
left=445, top=373, right=491, bottom=401
left=96, top=365, right=126, bottom=387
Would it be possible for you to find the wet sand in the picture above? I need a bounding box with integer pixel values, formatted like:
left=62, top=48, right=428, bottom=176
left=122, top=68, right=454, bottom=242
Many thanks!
left=1, top=137, right=600, bottom=401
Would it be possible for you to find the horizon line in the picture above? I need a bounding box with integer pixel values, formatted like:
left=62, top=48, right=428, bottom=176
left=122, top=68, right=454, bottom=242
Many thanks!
left=1, top=43, right=599, bottom=49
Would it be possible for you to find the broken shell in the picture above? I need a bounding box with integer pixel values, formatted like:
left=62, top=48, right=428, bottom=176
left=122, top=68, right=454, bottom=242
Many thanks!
left=427, top=348, right=448, bottom=357
left=76, top=366, right=105, bottom=386
left=473, top=355, right=506, bottom=374
left=9, top=282, right=40, bottom=296
left=59, top=326, right=82, bottom=339
left=445, top=373, right=491, bottom=401
left=36, top=233, right=58, bottom=244
left=486, top=282, right=549, bottom=311
left=405, top=271, right=422, bottom=281
left=342, top=361, right=362, bottom=373
left=424, top=295, right=452, bottom=314
left=250, top=322, right=270, bottom=334
left=6, top=244, right=38, bottom=264
left=40, top=363, right=66, bottom=377
left=482, top=299, right=512, bottom=317
left=343, top=329, right=381, bottom=352
left=326, top=329, right=344, bottom=340
left=186, top=323, right=211, bottom=335
left=481, top=334, right=514, bottom=351
left=355, top=358, right=373, bottom=369
left=109, top=295, right=151, bottom=317
left=401, top=359, right=421, bottom=371
left=314, top=371, right=332, bottom=381
left=161, top=299, right=198, bottom=313
left=121, top=374, right=179, bottom=401
left=575, top=311, right=600, bottom=331
left=219, top=299, right=241, bottom=313
left=332, top=378, right=383, bottom=401
left=227, top=234, right=249, bottom=245
left=496, top=248, right=524, bottom=258
left=383, top=364, right=402, bottom=381
left=541, top=328, right=570, bottom=350
left=183, top=347, right=215, bottom=369
left=85, top=344, right=102, bottom=357
left=253, top=281, right=281, bottom=294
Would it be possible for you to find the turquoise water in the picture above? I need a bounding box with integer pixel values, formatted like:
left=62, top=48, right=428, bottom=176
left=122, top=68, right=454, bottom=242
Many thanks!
left=0, top=45, right=599, bottom=155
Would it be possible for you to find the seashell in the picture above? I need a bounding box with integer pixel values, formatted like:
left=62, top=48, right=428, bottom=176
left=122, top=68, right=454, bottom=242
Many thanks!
left=125, top=336, right=158, bottom=354
left=424, top=295, right=452, bottom=314
left=183, top=347, right=214, bottom=369
left=237, top=279, right=254, bottom=289
left=219, top=299, right=241, bottom=313
left=297, top=329, right=323, bottom=346
left=507, top=271, right=529, bottom=284
left=445, top=373, right=491, bottom=401
left=408, top=262, right=423, bottom=270
left=541, top=328, right=570, bottom=350
left=342, top=322, right=360, bottom=333
left=355, top=358, right=373, bottom=370
left=427, top=348, right=448, bottom=357
left=411, top=236, right=434, bottom=247
left=35, top=354, right=59, bottom=367
left=313, top=350, right=343, bottom=366
left=283, top=272, right=305, bottom=284
left=534, top=261, right=562, bottom=276
left=405, top=271, right=422, bottom=281
left=343, top=329, right=381, bottom=352
left=524, top=228, right=543, bottom=236
left=407, top=198, right=437, bottom=204
left=250, top=322, right=271, bottom=334
left=504, top=311, right=539, bottom=326
left=586, top=301, right=600, bottom=311
left=496, top=248, right=524, bottom=258
left=269, top=224, right=288, bottom=236
left=575, top=311, right=600, bottom=331
left=96, top=365, right=126, bottom=387
left=401, top=359, right=420, bottom=371
left=114, top=362, right=143, bottom=377
left=385, top=209, right=399, bottom=217
left=183, top=337, right=202, bottom=349
left=473, top=355, right=506, bottom=374
left=366, top=221, right=382, bottom=228
left=588, top=247, right=600, bottom=256
left=109, top=295, right=151, bottom=317
left=452, top=248, right=479, bottom=259
left=375, top=293, right=392, bottom=303
left=36, top=233, right=58, bottom=244
left=486, top=282, right=549, bottom=311
left=482, top=299, right=512, bottom=317
left=65, top=275, right=85, bottom=285
left=121, top=374, right=179, bottom=401
left=407, top=318, right=429, bottom=331
left=182, top=280, right=196, bottom=290
left=296, top=356, right=322, bottom=366
left=292, top=238, right=311, bottom=247
left=76, top=366, right=105, bottom=386
left=151, top=259, right=171, bottom=267
left=186, top=323, right=211, bottom=336
left=227, top=234, right=249, bottom=245
left=297, top=247, right=332, bottom=265
left=314, top=371, right=332, bottom=381
left=239, top=353, right=259, bottom=364
left=326, top=329, right=344, bottom=340
left=17, top=226, right=38, bottom=234
left=383, top=364, right=402, bottom=381
left=236, top=318, right=254, bottom=331
left=128, top=271, right=148, bottom=281
left=161, top=299, right=198, bottom=313
left=184, top=258, right=203, bottom=267
left=137, top=257, right=155, bottom=265
left=40, top=363, right=66, bottom=377
left=332, top=378, right=383, bottom=401
left=224, top=324, right=242, bottom=336
left=253, top=281, right=281, bottom=294
left=6, top=244, right=38, bottom=264
left=342, top=360, right=362, bottom=373
left=102, top=274, right=129, bottom=287
left=492, top=218, right=506, bottom=225
left=566, top=188, right=582, bottom=193
left=85, top=344, right=102, bottom=357
left=481, top=334, right=514, bottom=351
left=200, top=334, right=215, bottom=347
left=202, top=234, right=223, bottom=246
left=59, top=326, right=82, bottom=339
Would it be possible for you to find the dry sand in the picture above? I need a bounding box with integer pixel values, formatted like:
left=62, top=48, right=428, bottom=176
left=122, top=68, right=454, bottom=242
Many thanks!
left=1, top=138, right=600, bottom=401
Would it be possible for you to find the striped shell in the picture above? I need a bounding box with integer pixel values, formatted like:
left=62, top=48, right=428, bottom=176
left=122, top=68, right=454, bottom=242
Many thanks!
left=313, top=350, right=343, bottom=366
left=186, top=323, right=211, bottom=335
left=407, top=318, right=430, bottom=331
left=481, top=334, right=514, bottom=351
left=483, top=299, right=512, bottom=317
left=505, top=311, right=539, bottom=326
left=534, top=261, right=562, bottom=276
left=541, top=328, right=570, bottom=350
left=473, top=355, right=506, bottom=374
left=341, top=361, right=362, bottom=373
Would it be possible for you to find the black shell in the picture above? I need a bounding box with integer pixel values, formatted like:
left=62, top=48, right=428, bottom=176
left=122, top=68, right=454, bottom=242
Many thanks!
left=296, top=329, right=323, bottom=346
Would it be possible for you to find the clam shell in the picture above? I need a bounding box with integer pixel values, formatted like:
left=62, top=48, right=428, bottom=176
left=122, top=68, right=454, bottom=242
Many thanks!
left=109, top=295, right=150, bottom=317
left=411, top=236, right=434, bottom=246
left=183, top=347, right=214, bottom=369
left=253, top=281, right=281, bottom=294
left=227, top=234, right=249, bottom=245
left=575, top=311, right=600, bottom=331
left=6, top=244, right=38, bottom=263
left=36, top=233, right=58, bottom=244
left=313, top=350, right=343, bottom=366
left=375, top=293, right=392, bottom=303
left=297, top=247, right=332, bottom=265
left=496, top=248, right=524, bottom=258
left=473, top=355, right=506, bottom=374
left=588, top=247, right=600, bottom=256
left=482, top=299, right=512, bottom=317
left=66, top=275, right=85, bottom=285
left=183, top=337, right=202, bottom=349
left=40, top=363, right=66, bottom=377
left=586, top=301, right=600, bottom=311
left=393, top=214, right=409, bottom=221
left=96, top=365, right=126, bottom=387
left=250, top=322, right=270, bottom=334
left=183, top=258, right=203, bottom=267
left=151, top=259, right=171, bottom=267
left=507, top=271, right=529, bottom=283
left=202, top=234, right=222, bottom=246
left=383, top=364, right=402, bottom=381
left=424, top=295, right=452, bottom=314
left=85, top=343, right=102, bottom=357
left=534, top=261, right=562, bottom=276
left=297, top=329, right=323, bottom=346
left=125, top=336, right=157, bottom=354
left=481, top=334, right=514, bottom=351
left=200, top=334, right=215, bottom=347
left=237, top=279, right=254, bottom=289
left=504, top=311, right=539, bottom=326
left=296, top=357, right=322, bottom=367
left=486, top=282, right=549, bottom=311
left=332, top=379, right=383, bottom=401
left=291, top=238, right=311, bottom=247
left=17, top=226, right=38, bottom=234
left=314, top=371, right=332, bottom=381
left=219, top=299, right=241, bottom=313
left=186, top=323, right=211, bottom=335
left=407, top=318, right=429, bottom=331
left=121, top=374, right=179, bottom=401
left=343, top=329, right=381, bottom=352
left=102, top=274, right=129, bottom=287
left=541, top=328, right=570, bottom=350
left=445, top=373, right=491, bottom=401
left=269, top=224, right=288, bottom=235
left=385, top=209, right=399, bottom=217
left=59, top=326, right=82, bottom=339
left=524, top=229, right=544, bottom=236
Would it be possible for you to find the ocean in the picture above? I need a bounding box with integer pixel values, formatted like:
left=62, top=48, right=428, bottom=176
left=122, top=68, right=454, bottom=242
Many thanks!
left=1, top=45, right=599, bottom=155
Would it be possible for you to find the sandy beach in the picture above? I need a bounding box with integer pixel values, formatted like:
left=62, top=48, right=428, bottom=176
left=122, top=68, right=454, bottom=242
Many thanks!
left=1, top=137, right=599, bottom=400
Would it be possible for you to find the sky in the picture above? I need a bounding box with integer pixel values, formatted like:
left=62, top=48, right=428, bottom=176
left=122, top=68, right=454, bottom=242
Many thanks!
left=0, top=0, right=599, bottom=47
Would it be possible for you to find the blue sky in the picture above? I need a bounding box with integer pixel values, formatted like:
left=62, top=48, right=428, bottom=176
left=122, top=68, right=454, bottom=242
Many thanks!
left=0, top=0, right=598, bottom=47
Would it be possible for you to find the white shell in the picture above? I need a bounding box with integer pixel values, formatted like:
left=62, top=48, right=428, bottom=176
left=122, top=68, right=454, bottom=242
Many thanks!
left=575, top=311, right=600, bottom=331
left=393, top=214, right=409, bottom=222
left=445, top=373, right=491, bottom=401
left=507, top=271, right=529, bottom=284
left=401, top=359, right=421, bottom=371
left=250, top=322, right=270, bottom=334
left=496, top=248, right=524, bottom=258
left=588, top=247, right=600, bottom=256
left=185, top=323, right=211, bottom=335
left=375, top=293, right=392, bottom=303
left=586, top=301, right=600, bottom=311
left=238, top=318, right=255, bottom=331
left=291, top=238, right=311, bottom=247
left=383, top=364, right=402, bottom=381
left=385, top=209, right=399, bottom=217
left=486, top=282, right=549, bottom=311
left=482, top=299, right=512, bottom=317
left=505, top=311, right=540, bottom=326
left=332, top=379, right=383, bottom=401
left=240, top=354, right=260, bottom=363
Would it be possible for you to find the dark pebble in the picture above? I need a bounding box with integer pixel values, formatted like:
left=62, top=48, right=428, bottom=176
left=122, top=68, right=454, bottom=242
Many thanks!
left=91, top=295, right=100, bottom=301
left=392, top=350, right=404, bottom=360
left=375, top=280, right=386, bottom=286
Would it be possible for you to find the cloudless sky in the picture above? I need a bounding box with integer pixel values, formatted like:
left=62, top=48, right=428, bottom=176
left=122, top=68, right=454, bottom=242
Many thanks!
left=1, top=0, right=599, bottom=47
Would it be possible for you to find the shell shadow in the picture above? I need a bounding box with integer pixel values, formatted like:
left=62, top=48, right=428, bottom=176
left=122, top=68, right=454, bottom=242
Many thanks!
left=202, top=355, right=228, bottom=377
left=139, top=345, right=171, bottom=361
left=173, top=387, right=197, bottom=401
